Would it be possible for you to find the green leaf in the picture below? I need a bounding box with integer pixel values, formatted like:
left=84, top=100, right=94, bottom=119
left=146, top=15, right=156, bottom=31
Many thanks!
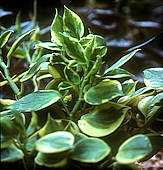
left=0, top=117, right=19, bottom=138
left=78, top=102, right=129, bottom=137
left=14, top=10, right=21, bottom=34
left=63, top=6, right=84, bottom=39
left=11, top=47, right=27, bottom=59
left=79, top=34, right=94, bottom=46
left=62, top=34, right=85, bottom=63
left=104, top=68, right=133, bottom=79
left=26, top=112, right=38, bottom=136
left=104, top=49, right=140, bottom=74
left=0, top=135, right=13, bottom=149
left=122, top=79, right=138, bottom=96
left=70, top=137, right=110, bottom=163
left=103, top=130, right=130, bottom=156
left=38, top=114, right=79, bottom=137
left=51, top=9, right=63, bottom=45
left=20, top=54, right=52, bottom=82
left=35, top=152, right=67, bottom=168
left=1, top=145, right=24, bottom=162
left=7, top=29, right=35, bottom=67
left=147, top=92, right=163, bottom=112
left=138, top=96, right=155, bottom=117
left=84, top=79, right=123, bottom=105
left=142, top=134, right=163, bottom=161
left=8, top=90, right=61, bottom=112
left=58, top=81, right=72, bottom=91
left=48, top=64, right=63, bottom=79
left=116, top=134, right=152, bottom=164
left=94, top=35, right=106, bottom=47
left=144, top=68, right=163, bottom=88
left=84, top=37, right=94, bottom=65
left=0, top=30, right=13, bottom=48
left=64, top=66, right=80, bottom=85
left=35, top=42, right=61, bottom=51
left=25, top=132, right=37, bottom=152
left=36, top=131, right=74, bottom=153
left=86, top=56, right=102, bottom=78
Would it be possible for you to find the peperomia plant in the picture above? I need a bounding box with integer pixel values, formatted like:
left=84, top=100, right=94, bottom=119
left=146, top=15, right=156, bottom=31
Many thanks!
left=0, top=6, right=163, bottom=170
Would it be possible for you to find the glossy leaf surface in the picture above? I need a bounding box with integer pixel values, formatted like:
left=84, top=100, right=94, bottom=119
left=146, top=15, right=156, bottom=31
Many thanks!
left=70, top=137, right=110, bottom=163
left=1, top=145, right=24, bottom=162
left=62, top=34, right=85, bottom=63
left=35, top=152, right=67, bottom=168
left=63, top=6, right=84, bottom=39
left=20, top=54, right=52, bottom=82
left=144, top=68, right=163, bottom=88
left=7, top=29, right=35, bottom=66
left=84, top=80, right=123, bottom=105
left=116, top=134, right=152, bottom=164
left=64, top=66, right=80, bottom=85
left=36, top=131, right=74, bottom=153
left=78, top=103, right=129, bottom=137
left=0, top=30, right=13, bottom=48
left=104, top=49, right=140, bottom=74
left=8, top=90, right=61, bottom=112
left=51, top=9, right=63, bottom=44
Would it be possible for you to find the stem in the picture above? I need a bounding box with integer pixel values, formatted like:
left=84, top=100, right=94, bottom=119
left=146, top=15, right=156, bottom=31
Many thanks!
left=70, top=77, right=88, bottom=119
left=22, top=158, right=28, bottom=170
left=0, top=61, right=20, bottom=97
left=60, top=98, right=71, bottom=117
left=33, top=0, right=37, bottom=28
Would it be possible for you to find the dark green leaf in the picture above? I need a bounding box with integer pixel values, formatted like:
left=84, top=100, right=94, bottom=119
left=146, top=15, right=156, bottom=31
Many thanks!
left=104, top=49, right=140, bottom=74
left=84, top=79, right=123, bottom=105
left=7, top=29, right=35, bottom=67
left=0, top=30, right=13, bottom=48
left=35, top=152, right=68, bottom=168
left=20, top=54, right=52, bottom=82
left=36, top=131, right=74, bottom=153
left=78, top=102, right=129, bottom=137
left=70, top=137, right=110, bottom=163
left=26, top=112, right=38, bottom=136
left=63, top=6, right=84, bottom=39
left=144, top=68, right=163, bottom=88
left=62, top=34, right=85, bottom=63
left=51, top=9, right=63, bottom=45
left=8, top=90, right=61, bottom=112
left=116, top=134, right=152, bottom=164
left=35, top=42, right=61, bottom=51
left=64, top=66, right=80, bottom=85
left=104, top=68, right=133, bottom=79
left=1, top=145, right=24, bottom=162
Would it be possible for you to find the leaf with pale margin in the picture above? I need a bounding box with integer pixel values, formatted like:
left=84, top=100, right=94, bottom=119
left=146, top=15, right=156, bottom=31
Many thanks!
left=144, top=68, right=163, bottom=88
left=0, top=30, right=13, bottom=48
left=104, top=49, right=140, bottom=74
left=7, top=29, right=35, bottom=67
left=20, top=54, right=52, bottom=82
left=36, top=131, right=74, bottom=153
left=116, top=134, right=152, bottom=164
left=51, top=9, right=63, bottom=45
left=63, top=6, right=84, bottom=39
left=70, top=137, right=110, bottom=163
left=8, top=90, right=61, bottom=112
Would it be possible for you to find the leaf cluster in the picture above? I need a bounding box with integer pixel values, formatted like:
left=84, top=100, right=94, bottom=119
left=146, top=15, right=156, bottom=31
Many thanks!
left=0, top=6, right=163, bottom=170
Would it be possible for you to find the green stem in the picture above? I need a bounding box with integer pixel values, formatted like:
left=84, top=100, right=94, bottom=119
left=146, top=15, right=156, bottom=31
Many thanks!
left=70, top=77, right=88, bottom=119
left=22, top=158, right=28, bottom=170
left=0, top=61, right=20, bottom=97
left=33, top=0, right=37, bottom=28
left=60, top=98, right=71, bottom=117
